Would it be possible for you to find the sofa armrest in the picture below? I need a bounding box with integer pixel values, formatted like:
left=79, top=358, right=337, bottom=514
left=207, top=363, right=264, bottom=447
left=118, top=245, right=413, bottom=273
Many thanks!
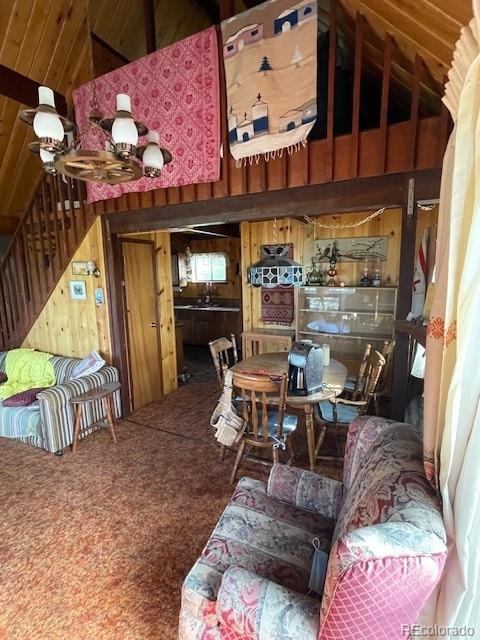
left=37, top=366, right=120, bottom=453
left=267, top=463, right=343, bottom=519
left=217, top=566, right=320, bottom=640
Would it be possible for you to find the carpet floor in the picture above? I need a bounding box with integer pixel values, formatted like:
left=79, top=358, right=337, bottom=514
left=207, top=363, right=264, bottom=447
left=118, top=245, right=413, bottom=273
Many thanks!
left=0, top=380, right=342, bottom=640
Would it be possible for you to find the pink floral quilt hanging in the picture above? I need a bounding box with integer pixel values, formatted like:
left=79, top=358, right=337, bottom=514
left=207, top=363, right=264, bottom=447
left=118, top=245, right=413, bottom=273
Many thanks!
left=72, top=26, right=220, bottom=204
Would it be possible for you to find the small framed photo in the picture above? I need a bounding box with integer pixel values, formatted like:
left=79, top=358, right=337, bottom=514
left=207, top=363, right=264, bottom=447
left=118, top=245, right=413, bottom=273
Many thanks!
left=69, top=280, right=87, bottom=301
left=72, top=261, right=88, bottom=276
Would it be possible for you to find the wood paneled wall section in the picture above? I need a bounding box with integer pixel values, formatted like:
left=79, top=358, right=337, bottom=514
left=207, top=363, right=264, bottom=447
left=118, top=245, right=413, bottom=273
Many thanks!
left=22, top=218, right=112, bottom=361
left=241, top=206, right=440, bottom=333
left=122, top=231, right=177, bottom=394
left=174, top=237, right=241, bottom=300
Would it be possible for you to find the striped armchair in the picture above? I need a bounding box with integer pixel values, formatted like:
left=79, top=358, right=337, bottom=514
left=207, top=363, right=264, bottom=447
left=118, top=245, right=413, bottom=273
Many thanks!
left=0, top=352, right=121, bottom=454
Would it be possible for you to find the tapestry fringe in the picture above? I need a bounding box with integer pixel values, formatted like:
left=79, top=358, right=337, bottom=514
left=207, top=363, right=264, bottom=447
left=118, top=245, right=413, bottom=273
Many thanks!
left=235, top=139, right=309, bottom=168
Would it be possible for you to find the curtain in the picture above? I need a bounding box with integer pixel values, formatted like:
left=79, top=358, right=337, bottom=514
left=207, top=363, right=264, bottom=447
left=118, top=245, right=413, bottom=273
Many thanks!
left=423, top=3, right=480, bottom=634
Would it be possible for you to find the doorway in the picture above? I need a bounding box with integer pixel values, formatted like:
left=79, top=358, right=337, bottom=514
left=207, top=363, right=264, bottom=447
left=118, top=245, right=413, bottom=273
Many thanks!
left=121, top=239, right=163, bottom=410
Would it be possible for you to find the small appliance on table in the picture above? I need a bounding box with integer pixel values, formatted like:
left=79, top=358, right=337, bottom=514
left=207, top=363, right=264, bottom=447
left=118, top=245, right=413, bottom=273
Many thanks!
left=287, top=341, right=324, bottom=396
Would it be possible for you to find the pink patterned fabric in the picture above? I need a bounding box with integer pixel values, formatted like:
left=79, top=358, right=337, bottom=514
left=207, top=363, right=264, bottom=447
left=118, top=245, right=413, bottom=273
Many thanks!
left=217, top=566, right=320, bottom=640
left=72, top=27, right=220, bottom=204
left=267, top=464, right=343, bottom=519
left=319, top=552, right=446, bottom=640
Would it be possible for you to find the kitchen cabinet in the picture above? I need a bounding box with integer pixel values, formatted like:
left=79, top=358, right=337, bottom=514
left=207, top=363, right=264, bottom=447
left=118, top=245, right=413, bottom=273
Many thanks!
left=174, top=307, right=242, bottom=346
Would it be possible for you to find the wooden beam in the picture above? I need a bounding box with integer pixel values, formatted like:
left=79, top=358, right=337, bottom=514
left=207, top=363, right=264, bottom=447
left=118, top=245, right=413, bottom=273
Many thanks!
left=0, top=65, right=67, bottom=116
left=219, top=0, right=236, bottom=22
left=91, top=32, right=130, bottom=65
left=106, top=169, right=441, bottom=234
left=351, top=13, right=364, bottom=177
left=326, top=0, right=337, bottom=181
left=379, top=34, right=394, bottom=172
left=188, top=0, right=219, bottom=23
left=408, top=55, right=423, bottom=170
left=144, top=0, right=156, bottom=54
left=0, top=216, right=20, bottom=235
left=391, top=176, right=418, bottom=421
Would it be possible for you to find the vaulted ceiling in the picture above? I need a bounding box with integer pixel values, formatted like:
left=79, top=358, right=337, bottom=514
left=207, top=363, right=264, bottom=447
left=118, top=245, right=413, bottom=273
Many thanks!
left=0, top=0, right=473, bottom=223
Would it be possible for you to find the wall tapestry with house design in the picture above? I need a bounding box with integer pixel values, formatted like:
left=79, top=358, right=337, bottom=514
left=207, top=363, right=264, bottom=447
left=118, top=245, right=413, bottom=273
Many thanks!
left=73, top=27, right=220, bottom=204
left=221, top=0, right=317, bottom=164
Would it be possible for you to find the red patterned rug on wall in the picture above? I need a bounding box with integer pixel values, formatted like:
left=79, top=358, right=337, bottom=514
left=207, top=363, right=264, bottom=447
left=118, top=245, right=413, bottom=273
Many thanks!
left=0, top=380, right=340, bottom=639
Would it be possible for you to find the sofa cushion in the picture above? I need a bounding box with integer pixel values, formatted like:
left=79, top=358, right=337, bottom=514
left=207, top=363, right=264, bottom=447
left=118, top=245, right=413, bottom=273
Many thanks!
left=319, top=423, right=447, bottom=640
left=181, top=476, right=334, bottom=632
left=50, top=355, right=82, bottom=385
left=3, top=387, right=46, bottom=407
left=342, top=415, right=407, bottom=492
left=0, top=404, right=41, bottom=438
left=72, top=351, right=105, bottom=379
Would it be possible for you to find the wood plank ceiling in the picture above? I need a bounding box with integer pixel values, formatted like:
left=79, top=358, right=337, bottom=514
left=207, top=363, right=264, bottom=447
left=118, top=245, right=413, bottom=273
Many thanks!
left=0, top=0, right=472, bottom=221
left=338, top=0, right=470, bottom=94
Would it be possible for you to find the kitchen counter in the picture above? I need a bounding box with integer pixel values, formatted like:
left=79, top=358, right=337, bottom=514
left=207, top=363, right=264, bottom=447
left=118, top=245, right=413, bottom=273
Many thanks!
left=174, top=305, right=240, bottom=312
left=174, top=304, right=242, bottom=346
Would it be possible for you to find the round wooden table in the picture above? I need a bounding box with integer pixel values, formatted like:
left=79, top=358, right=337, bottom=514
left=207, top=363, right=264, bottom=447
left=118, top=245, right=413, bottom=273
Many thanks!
left=231, top=352, right=347, bottom=471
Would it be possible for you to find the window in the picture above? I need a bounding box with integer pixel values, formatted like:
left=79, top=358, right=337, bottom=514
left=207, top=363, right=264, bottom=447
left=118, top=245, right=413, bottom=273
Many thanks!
left=190, top=252, right=227, bottom=283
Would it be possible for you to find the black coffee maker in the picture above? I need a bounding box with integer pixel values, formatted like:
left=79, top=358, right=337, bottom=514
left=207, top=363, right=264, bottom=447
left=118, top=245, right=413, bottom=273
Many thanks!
left=287, top=341, right=324, bottom=396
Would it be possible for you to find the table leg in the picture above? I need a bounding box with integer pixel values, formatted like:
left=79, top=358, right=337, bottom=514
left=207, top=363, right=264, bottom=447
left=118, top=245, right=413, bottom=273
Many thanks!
left=72, top=405, right=82, bottom=454
left=304, top=405, right=316, bottom=472
left=103, top=395, right=117, bottom=444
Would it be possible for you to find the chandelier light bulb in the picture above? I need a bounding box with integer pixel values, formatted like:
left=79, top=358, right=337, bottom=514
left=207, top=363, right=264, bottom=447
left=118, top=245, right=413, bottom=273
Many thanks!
left=39, top=147, right=57, bottom=174
left=111, top=93, right=138, bottom=147
left=143, top=130, right=165, bottom=175
left=33, top=86, right=64, bottom=145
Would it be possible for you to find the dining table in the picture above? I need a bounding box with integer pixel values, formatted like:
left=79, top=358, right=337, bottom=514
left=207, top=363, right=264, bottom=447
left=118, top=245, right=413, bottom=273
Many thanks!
left=231, top=351, right=348, bottom=471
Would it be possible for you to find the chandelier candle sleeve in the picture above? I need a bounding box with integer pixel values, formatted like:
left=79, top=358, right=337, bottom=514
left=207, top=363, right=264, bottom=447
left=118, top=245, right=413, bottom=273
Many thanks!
left=33, top=86, right=64, bottom=150
left=142, top=131, right=165, bottom=177
left=111, top=94, right=138, bottom=156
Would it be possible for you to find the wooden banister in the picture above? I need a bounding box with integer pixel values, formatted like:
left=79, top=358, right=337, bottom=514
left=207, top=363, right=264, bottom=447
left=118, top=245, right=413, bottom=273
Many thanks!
left=0, top=172, right=96, bottom=351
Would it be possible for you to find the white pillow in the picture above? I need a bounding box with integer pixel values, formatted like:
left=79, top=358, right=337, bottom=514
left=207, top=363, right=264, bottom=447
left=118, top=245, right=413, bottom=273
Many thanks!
left=72, top=351, right=105, bottom=379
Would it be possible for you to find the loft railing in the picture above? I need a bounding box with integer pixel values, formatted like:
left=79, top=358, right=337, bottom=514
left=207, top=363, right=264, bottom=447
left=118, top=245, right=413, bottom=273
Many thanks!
left=0, top=174, right=95, bottom=350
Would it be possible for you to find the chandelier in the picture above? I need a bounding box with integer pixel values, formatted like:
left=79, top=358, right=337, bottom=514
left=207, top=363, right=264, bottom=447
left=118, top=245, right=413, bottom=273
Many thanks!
left=18, top=0, right=172, bottom=185
left=248, top=244, right=304, bottom=288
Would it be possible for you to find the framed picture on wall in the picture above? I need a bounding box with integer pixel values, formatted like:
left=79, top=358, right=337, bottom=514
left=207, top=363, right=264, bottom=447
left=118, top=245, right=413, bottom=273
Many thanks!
left=69, top=280, right=87, bottom=301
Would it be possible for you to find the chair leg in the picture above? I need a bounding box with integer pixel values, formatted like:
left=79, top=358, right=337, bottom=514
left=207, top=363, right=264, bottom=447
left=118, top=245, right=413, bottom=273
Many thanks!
left=230, top=440, right=246, bottom=484
left=286, top=437, right=296, bottom=466
left=272, top=446, right=280, bottom=465
left=219, top=444, right=226, bottom=461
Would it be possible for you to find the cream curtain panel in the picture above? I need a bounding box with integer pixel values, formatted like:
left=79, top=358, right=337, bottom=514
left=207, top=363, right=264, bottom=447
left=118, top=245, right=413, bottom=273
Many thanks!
left=423, top=3, right=480, bottom=633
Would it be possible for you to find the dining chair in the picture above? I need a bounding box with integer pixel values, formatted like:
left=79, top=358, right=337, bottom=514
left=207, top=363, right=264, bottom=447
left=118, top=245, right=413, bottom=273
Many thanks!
left=342, top=343, right=372, bottom=400
left=230, top=370, right=298, bottom=484
left=316, top=349, right=386, bottom=460
left=372, top=340, right=395, bottom=414
left=209, top=334, right=239, bottom=387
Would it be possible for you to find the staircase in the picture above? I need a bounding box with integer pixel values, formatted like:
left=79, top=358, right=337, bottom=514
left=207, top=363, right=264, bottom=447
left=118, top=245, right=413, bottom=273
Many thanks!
left=0, top=174, right=96, bottom=351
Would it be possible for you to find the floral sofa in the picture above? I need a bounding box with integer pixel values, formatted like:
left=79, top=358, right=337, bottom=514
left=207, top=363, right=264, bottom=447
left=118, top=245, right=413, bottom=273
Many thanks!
left=179, top=416, right=447, bottom=639
left=0, top=351, right=121, bottom=454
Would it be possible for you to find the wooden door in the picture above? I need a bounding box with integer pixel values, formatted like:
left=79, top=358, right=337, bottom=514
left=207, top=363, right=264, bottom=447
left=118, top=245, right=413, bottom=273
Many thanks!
left=122, top=240, right=163, bottom=409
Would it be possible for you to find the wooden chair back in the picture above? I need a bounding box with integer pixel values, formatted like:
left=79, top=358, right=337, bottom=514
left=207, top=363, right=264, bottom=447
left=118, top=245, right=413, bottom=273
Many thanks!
left=232, top=370, right=287, bottom=442
left=362, top=350, right=386, bottom=400
left=352, top=343, right=371, bottom=399
left=209, top=334, right=238, bottom=386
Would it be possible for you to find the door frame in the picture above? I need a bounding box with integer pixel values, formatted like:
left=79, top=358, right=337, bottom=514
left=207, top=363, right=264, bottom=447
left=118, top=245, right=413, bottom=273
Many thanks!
left=115, top=236, right=164, bottom=413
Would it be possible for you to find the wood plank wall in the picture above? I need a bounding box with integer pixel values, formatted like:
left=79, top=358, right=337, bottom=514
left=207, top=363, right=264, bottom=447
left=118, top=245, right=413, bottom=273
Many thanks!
left=172, top=236, right=241, bottom=301
left=22, top=218, right=112, bottom=361
left=241, top=206, right=438, bottom=335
